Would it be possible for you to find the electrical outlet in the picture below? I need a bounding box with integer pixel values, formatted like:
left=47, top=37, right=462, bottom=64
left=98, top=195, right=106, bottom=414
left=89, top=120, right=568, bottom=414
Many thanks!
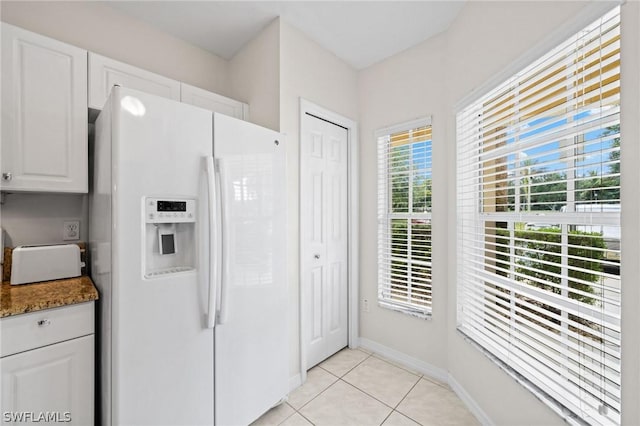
left=63, top=221, right=80, bottom=241
left=363, top=298, right=370, bottom=313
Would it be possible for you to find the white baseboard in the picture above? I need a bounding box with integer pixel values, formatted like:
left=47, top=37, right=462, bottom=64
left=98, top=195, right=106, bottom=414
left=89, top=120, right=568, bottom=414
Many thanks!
left=448, top=373, right=493, bottom=426
left=289, top=373, right=302, bottom=392
left=358, top=337, right=448, bottom=383
left=357, top=337, right=493, bottom=426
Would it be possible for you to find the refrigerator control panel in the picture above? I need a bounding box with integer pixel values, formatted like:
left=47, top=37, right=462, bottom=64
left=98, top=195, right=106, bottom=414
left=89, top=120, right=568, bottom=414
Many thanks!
left=145, top=198, right=196, bottom=223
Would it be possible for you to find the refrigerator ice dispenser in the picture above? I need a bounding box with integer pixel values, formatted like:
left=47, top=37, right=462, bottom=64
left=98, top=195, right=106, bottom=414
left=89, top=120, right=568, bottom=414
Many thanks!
left=144, top=197, right=196, bottom=278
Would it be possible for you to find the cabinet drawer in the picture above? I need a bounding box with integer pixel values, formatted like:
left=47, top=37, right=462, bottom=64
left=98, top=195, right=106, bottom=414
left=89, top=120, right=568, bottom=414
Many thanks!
left=1, top=302, right=94, bottom=357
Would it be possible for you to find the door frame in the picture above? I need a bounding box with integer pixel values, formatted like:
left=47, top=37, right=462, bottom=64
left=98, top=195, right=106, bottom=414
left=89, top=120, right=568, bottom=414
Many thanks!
left=299, top=98, right=359, bottom=383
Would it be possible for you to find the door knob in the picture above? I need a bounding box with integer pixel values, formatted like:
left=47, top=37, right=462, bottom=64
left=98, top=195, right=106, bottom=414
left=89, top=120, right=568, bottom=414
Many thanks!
left=314, top=254, right=320, bottom=259
left=2, top=172, right=12, bottom=181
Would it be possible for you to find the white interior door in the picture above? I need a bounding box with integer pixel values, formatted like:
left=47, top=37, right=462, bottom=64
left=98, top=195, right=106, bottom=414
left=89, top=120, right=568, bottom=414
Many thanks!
left=301, top=113, right=349, bottom=368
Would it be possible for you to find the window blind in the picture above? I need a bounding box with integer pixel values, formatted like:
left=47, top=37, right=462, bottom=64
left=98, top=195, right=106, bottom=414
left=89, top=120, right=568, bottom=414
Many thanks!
left=377, top=119, right=433, bottom=317
left=456, top=7, right=620, bottom=425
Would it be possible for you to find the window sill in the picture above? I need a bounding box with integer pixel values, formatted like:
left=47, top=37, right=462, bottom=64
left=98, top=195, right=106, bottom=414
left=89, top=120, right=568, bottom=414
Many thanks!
left=456, top=328, right=586, bottom=426
left=378, top=301, right=432, bottom=320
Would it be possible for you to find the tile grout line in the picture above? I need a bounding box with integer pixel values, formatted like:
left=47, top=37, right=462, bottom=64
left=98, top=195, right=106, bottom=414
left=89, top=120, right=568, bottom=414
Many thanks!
left=379, top=410, right=395, bottom=425
left=390, top=409, right=423, bottom=426
left=292, top=376, right=338, bottom=413
left=326, top=377, right=426, bottom=426
left=332, top=354, right=426, bottom=424
left=390, top=377, right=425, bottom=425
left=338, top=375, right=415, bottom=414
left=393, top=377, right=421, bottom=410
left=340, top=354, right=423, bottom=411
left=318, top=349, right=372, bottom=381
left=370, top=353, right=425, bottom=379
left=276, top=404, right=316, bottom=426
left=313, top=350, right=425, bottom=424
left=291, top=350, right=372, bottom=419
left=278, top=350, right=467, bottom=426
left=275, top=401, right=316, bottom=426
left=274, top=405, right=296, bottom=426
left=316, top=364, right=340, bottom=379
left=292, top=363, right=345, bottom=412
left=295, top=410, right=316, bottom=426
left=337, top=379, right=397, bottom=424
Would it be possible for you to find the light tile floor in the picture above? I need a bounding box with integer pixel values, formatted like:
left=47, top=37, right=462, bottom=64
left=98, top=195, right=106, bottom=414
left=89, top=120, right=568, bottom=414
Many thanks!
left=252, top=348, right=479, bottom=426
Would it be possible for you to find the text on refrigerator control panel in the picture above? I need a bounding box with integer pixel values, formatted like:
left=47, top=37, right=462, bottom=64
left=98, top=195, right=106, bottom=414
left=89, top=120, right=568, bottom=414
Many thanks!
left=145, top=197, right=196, bottom=223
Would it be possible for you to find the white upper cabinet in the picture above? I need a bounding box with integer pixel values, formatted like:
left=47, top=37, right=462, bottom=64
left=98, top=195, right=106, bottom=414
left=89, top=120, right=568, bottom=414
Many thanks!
left=88, top=54, right=248, bottom=120
left=1, top=23, right=88, bottom=193
left=180, top=83, right=248, bottom=120
left=88, top=53, right=180, bottom=110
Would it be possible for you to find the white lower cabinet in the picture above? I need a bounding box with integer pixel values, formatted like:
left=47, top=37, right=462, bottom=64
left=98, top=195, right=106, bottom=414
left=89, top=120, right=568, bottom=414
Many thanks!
left=0, top=303, right=94, bottom=426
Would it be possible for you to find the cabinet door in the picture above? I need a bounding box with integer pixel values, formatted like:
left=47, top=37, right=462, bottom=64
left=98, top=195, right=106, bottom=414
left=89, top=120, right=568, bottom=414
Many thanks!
left=1, top=24, right=88, bottom=193
left=1, top=335, right=94, bottom=426
left=88, top=53, right=180, bottom=110
left=180, top=83, right=248, bottom=120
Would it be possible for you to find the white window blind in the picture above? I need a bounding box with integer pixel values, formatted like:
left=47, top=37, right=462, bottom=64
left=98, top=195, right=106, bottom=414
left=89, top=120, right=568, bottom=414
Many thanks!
left=377, top=118, right=433, bottom=317
left=456, top=7, right=620, bottom=426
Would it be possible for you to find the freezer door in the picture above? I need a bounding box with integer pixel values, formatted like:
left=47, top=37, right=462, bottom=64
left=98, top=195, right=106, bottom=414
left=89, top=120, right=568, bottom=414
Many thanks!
left=109, top=87, right=215, bottom=425
left=213, top=113, right=288, bottom=426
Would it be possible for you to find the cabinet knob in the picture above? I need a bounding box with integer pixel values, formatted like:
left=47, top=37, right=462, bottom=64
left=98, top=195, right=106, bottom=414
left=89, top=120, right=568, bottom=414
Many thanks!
left=314, top=254, right=321, bottom=259
left=37, top=319, right=51, bottom=327
left=2, top=172, right=12, bottom=181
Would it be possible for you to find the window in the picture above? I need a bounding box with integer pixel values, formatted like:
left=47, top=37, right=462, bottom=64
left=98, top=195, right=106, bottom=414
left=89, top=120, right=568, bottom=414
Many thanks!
left=377, top=118, right=432, bottom=317
left=456, top=7, right=620, bottom=425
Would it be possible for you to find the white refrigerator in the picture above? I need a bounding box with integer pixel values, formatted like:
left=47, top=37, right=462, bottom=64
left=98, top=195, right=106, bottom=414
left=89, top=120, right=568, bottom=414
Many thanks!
left=90, top=87, right=288, bottom=425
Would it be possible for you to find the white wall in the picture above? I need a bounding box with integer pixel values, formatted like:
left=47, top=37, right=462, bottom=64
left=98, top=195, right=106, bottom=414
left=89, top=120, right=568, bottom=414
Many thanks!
left=619, top=1, right=640, bottom=424
left=358, top=33, right=448, bottom=369
left=279, top=20, right=358, bottom=379
left=358, top=1, right=636, bottom=425
left=229, top=19, right=280, bottom=131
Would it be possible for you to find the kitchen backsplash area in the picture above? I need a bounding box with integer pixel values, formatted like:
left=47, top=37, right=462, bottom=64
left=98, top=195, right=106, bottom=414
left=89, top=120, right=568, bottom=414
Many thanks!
left=1, top=193, right=87, bottom=247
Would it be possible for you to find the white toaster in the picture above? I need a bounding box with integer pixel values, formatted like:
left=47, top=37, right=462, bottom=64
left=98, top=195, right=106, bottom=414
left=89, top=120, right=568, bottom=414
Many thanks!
left=11, top=244, right=81, bottom=285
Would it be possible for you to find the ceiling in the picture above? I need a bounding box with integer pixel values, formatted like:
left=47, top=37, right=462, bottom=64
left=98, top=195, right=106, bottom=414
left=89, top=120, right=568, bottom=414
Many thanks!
left=105, top=1, right=465, bottom=70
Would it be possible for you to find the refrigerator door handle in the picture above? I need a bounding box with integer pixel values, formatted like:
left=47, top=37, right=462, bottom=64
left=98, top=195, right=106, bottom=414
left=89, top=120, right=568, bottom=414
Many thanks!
left=215, top=159, right=228, bottom=325
left=205, top=156, right=218, bottom=329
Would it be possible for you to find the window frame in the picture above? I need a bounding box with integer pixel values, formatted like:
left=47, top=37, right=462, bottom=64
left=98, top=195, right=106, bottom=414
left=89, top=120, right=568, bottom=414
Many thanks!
left=456, top=6, right=621, bottom=426
left=377, top=117, right=433, bottom=318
